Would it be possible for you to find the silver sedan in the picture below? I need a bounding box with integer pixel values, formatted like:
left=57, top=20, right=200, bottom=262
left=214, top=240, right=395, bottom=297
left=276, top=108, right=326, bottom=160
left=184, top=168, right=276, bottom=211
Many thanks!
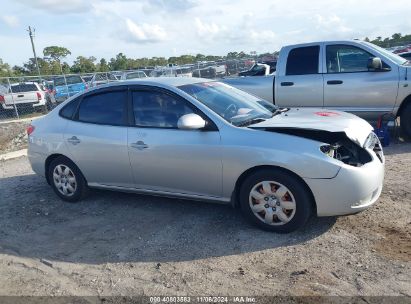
left=27, top=78, right=385, bottom=232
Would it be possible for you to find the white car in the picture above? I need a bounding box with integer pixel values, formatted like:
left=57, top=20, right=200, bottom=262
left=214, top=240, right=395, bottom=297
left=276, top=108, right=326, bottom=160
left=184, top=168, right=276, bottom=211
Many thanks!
left=0, top=82, right=53, bottom=113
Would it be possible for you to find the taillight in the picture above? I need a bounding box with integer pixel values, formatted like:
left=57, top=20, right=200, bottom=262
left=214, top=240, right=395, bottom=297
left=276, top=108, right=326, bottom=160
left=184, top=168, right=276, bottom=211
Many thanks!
left=36, top=92, right=41, bottom=100
left=27, top=124, right=35, bottom=135
left=0, top=95, right=4, bottom=104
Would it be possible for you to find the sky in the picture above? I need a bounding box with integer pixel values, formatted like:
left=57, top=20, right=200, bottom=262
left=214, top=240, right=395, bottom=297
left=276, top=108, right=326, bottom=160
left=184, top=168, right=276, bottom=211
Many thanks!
left=0, top=0, right=410, bottom=66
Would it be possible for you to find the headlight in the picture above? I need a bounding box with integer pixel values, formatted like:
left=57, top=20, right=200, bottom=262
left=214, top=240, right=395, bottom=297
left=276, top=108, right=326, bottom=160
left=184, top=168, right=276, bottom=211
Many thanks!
left=364, top=132, right=379, bottom=149
left=320, top=144, right=337, bottom=158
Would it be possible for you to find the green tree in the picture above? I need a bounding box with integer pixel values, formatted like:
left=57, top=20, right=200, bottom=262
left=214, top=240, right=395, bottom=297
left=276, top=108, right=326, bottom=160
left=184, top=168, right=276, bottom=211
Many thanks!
left=109, top=53, right=128, bottom=70
left=97, top=58, right=110, bottom=72
left=70, top=56, right=96, bottom=73
left=43, top=46, right=71, bottom=62
left=0, top=59, right=12, bottom=77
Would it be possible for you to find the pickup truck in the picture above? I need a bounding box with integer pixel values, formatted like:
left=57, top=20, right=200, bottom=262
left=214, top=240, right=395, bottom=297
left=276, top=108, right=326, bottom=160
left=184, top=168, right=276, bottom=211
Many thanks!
left=222, top=40, right=411, bottom=137
left=0, top=82, right=54, bottom=114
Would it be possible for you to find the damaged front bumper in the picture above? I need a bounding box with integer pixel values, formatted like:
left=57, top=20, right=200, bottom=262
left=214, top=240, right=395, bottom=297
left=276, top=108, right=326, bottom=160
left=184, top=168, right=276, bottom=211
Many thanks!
left=305, top=144, right=384, bottom=217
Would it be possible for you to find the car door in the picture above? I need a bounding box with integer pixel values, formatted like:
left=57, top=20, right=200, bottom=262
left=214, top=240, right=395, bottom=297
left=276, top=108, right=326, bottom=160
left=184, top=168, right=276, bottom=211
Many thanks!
left=127, top=87, right=223, bottom=199
left=275, top=45, right=324, bottom=107
left=63, top=87, right=135, bottom=188
left=323, top=43, right=398, bottom=120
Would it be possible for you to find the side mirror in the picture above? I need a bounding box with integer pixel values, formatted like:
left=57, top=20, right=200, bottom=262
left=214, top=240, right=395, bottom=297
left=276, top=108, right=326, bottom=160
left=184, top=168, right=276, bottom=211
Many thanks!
left=177, top=113, right=206, bottom=130
left=368, top=57, right=382, bottom=70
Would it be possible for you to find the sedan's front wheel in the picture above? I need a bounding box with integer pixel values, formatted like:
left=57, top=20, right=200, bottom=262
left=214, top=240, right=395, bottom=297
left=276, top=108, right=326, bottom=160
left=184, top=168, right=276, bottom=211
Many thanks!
left=48, top=156, right=88, bottom=202
left=239, top=169, right=313, bottom=233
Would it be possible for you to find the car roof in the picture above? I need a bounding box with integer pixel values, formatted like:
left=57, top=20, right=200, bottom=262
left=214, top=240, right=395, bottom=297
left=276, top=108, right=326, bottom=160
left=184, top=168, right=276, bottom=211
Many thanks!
left=98, top=77, right=213, bottom=89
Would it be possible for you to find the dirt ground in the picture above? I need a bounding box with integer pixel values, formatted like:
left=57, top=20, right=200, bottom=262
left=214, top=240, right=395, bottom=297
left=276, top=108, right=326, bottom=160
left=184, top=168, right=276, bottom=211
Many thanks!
left=0, top=144, right=410, bottom=298
left=0, top=121, right=29, bottom=153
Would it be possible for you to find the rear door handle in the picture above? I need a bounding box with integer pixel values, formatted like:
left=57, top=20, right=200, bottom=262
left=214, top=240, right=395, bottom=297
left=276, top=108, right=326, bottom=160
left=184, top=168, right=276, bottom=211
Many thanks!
left=327, top=80, right=343, bottom=85
left=67, top=136, right=81, bottom=145
left=131, top=140, right=149, bottom=150
left=280, top=82, right=294, bottom=86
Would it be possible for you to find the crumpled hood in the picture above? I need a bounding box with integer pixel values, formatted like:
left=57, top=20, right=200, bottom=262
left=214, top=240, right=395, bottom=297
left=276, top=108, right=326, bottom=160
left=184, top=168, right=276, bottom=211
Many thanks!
left=251, top=108, right=373, bottom=147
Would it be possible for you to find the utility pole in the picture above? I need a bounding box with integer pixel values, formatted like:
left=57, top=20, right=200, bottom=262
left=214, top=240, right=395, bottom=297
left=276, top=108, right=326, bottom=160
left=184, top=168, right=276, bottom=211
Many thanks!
left=27, top=26, right=42, bottom=82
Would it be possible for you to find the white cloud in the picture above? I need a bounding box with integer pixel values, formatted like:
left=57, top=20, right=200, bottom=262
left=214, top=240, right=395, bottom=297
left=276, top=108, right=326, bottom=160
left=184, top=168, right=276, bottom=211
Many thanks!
left=143, top=0, right=197, bottom=13
left=123, top=18, right=167, bottom=43
left=1, top=15, right=20, bottom=28
left=194, top=16, right=275, bottom=45
left=15, top=0, right=91, bottom=14
left=195, top=18, right=222, bottom=38
left=313, top=14, right=352, bottom=33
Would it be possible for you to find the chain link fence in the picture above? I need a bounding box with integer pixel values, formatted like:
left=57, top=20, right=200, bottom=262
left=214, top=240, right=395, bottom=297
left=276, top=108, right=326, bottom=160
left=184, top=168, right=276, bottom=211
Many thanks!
left=0, top=58, right=256, bottom=122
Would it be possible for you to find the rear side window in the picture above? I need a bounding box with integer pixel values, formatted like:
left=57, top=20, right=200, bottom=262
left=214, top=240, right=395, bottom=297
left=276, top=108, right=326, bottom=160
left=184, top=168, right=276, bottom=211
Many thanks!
left=60, top=97, right=81, bottom=119
left=77, top=91, right=126, bottom=125
left=286, top=46, right=319, bottom=75
left=10, top=83, right=38, bottom=93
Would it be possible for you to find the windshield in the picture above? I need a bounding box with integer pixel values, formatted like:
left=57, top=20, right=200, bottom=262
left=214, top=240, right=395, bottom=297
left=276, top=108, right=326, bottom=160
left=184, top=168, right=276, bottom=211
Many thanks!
left=126, top=72, right=145, bottom=79
left=363, top=42, right=408, bottom=65
left=179, top=82, right=274, bottom=126
left=54, top=76, right=83, bottom=86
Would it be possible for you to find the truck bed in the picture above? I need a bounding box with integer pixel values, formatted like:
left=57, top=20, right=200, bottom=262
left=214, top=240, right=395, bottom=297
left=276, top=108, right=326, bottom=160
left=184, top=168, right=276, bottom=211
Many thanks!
left=221, top=75, right=275, bottom=104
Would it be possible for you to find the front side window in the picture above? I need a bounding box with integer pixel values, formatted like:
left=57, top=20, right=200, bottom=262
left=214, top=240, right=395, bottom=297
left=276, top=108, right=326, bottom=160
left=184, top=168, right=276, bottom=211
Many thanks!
left=132, top=91, right=194, bottom=128
left=286, top=46, right=319, bottom=75
left=77, top=90, right=126, bottom=125
left=326, top=45, right=375, bottom=73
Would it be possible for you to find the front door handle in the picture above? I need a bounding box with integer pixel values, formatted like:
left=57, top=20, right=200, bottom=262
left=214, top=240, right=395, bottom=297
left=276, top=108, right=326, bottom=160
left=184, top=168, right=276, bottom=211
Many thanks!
left=280, top=82, right=294, bottom=86
left=131, top=140, right=149, bottom=150
left=67, top=136, right=81, bottom=145
left=327, top=80, right=343, bottom=85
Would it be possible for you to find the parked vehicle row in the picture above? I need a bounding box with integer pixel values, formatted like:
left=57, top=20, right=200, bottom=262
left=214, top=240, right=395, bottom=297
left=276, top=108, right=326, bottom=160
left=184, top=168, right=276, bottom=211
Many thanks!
left=222, top=40, right=411, bottom=137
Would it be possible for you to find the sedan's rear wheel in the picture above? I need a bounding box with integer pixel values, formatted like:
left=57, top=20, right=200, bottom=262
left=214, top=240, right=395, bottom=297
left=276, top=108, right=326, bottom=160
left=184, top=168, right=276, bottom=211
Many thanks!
left=239, top=169, right=313, bottom=233
left=48, top=156, right=88, bottom=202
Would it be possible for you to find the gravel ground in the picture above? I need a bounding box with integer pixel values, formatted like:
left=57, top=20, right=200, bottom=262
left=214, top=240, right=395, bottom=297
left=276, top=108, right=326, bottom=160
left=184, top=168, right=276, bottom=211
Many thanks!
left=0, top=121, right=29, bottom=153
left=0, top=144, right=410, bottom=298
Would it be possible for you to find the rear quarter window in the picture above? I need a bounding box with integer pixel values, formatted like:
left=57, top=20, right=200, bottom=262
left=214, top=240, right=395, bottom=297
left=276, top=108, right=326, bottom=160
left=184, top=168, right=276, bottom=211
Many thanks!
left=60, top=97, right=81, bottom=119
left=286, top=46, right=320, bottom=75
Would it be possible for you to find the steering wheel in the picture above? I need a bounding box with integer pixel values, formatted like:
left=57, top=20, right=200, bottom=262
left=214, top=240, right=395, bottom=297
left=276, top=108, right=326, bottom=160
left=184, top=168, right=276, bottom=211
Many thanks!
left=223, top=104, right=238, bottom=119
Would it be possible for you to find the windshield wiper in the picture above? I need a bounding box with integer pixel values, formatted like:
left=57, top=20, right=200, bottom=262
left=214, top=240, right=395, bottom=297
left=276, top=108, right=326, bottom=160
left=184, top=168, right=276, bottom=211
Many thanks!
left=236, top=117, right=267, bottom=127
left=271, top=107, right=290, bottom=117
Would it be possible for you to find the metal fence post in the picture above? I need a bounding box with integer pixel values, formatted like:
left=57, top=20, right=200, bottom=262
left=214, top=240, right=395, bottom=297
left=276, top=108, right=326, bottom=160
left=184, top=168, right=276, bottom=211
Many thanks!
left=63, top=73, right=68, bottom=101
left=7, top=77, right=19, bottom=119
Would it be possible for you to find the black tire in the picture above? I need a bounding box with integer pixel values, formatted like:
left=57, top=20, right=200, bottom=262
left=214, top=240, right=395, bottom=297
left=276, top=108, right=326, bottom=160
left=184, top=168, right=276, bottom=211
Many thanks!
left=239, top=169, right=313, bottom=233
left=400, top=102, right=411, bottom=138
left=48, top=156, right=88, bottom=202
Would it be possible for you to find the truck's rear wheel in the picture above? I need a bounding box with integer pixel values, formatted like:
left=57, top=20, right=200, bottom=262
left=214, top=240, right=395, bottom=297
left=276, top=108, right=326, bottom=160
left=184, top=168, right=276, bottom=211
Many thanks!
left=400, top=103, right=411, bottom=138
